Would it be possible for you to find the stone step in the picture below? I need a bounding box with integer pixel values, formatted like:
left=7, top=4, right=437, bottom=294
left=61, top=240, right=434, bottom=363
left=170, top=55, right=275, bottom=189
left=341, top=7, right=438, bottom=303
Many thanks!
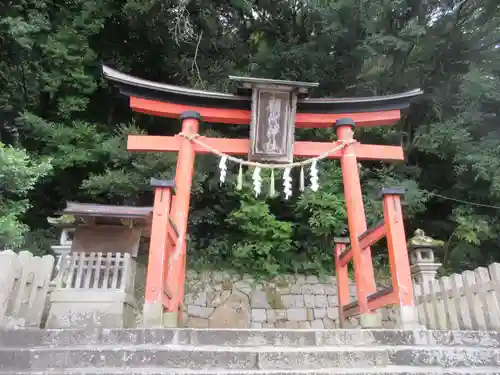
left=1, top=329, right=499, bottom=348
left=0, top=345, right=499, bottom=371
left=1, top=368, right=500, bottom=375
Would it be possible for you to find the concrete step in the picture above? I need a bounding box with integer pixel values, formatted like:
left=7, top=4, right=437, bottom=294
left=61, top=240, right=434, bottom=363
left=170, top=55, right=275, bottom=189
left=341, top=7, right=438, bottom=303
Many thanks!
left=0, top=345, right=499, bottom=371
left=1, top=328, right=499, bottom=348
left=2, top=368, right=500, bottom=375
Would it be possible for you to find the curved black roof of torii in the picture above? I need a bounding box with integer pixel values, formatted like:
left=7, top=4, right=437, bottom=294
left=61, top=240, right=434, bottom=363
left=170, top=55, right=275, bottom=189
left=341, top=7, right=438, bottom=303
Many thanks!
left=102, top=65, right=423, bottom=114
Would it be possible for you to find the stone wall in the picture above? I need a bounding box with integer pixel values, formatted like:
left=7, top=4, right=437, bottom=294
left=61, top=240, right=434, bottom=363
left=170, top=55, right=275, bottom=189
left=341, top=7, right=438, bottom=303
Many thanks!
left=181, top=270, right=398, bottom=329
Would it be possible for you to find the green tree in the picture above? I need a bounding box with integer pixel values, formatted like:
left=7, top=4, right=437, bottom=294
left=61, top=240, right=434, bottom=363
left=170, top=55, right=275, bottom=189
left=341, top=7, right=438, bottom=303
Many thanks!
left=0, top=143, right=52, bottom=249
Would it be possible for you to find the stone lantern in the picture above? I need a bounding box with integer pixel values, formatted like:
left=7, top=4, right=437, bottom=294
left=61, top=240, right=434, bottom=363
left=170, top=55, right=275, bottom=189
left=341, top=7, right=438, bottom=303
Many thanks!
left=47, top=215, right=76, bottom=278
left=408, top=229, right=443, bottom=285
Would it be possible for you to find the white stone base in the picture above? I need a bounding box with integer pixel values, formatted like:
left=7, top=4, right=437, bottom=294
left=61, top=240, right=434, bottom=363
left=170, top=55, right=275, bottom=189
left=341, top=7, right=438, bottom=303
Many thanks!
left=46, top=289, right=138, bottom=329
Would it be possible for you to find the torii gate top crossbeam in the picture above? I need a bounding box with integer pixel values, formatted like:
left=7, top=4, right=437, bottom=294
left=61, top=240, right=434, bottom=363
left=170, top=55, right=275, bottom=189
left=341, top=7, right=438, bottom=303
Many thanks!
left=102, top=65, right=422, bottom=128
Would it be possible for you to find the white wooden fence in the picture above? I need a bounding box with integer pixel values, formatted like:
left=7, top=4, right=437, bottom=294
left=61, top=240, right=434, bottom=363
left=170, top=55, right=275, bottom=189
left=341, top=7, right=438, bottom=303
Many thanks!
left=55, top=252, right=135, bottom=292
left=0, top=250, right=54, bottom=328
left=414, top=263, right=500, bottom=331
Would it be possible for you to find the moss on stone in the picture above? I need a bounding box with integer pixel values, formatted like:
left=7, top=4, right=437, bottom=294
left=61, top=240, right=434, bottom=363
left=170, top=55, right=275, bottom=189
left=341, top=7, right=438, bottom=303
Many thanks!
left=275, top=277, right=289, bottom=288
left=222, top=279, right=234, bottom=290
left=265, top=287, right=284, bottom=309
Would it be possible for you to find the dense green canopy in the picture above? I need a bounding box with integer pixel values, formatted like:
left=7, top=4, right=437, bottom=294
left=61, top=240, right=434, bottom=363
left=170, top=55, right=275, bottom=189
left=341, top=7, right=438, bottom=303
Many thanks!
left=1, top=0, right=499, bottom=276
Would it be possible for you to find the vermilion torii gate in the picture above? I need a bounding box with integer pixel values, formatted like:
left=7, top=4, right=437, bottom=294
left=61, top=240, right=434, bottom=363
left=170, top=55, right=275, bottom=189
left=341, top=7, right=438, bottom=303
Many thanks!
left=103, top=65, right=423, bottom=328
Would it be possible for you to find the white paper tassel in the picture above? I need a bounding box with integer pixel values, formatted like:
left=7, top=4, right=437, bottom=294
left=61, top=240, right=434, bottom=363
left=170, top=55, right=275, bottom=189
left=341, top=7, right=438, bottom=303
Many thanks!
left=269, top=169, right=276, bottom=197
left=310, top=160, right=319, bottom=192
left=219, top=156, right=228, bottom=186
left=236, top=164, right=243, bottom=191
left=252, top=167, right=262, bottom=197
left=283, top=167, right=292, bottom=200
left=299, top=166, right=305, bottom=192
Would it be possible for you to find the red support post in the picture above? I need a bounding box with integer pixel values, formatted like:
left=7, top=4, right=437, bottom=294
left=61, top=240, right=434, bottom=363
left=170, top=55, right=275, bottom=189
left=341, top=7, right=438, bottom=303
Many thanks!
left=335, top=118, right=378, bottom=327
left=381, top=187, right=420, bottom=329
left=143, top=178, right=175, bottom=327
left=334, top=237, right=351, bottom=327
left=163, top=111, right=200, bottom=327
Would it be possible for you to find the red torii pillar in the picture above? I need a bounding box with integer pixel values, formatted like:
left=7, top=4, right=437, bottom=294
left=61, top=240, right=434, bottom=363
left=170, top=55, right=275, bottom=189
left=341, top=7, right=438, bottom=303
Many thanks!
left=335, top=118, right=378, bottom=327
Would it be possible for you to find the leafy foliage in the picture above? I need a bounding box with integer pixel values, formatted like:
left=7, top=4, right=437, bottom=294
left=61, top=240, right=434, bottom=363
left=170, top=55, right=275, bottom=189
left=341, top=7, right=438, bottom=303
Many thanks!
left=1, top=0, right=500, bottom=274
left=0, top=143, right=52, bottom=249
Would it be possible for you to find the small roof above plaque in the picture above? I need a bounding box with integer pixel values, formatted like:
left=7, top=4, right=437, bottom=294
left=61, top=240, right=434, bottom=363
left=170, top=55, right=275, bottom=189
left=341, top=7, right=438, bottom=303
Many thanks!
left=229, top=76, right=319, bottom=98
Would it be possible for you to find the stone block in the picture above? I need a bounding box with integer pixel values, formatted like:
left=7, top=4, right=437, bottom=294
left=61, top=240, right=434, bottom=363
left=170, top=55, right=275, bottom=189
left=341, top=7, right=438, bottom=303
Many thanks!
left=46, top=290, right=137, bottom=329
left=208, top=291, right=250, bottom=328
left=184, top=293, right=194, bottom=305
left=294, top=295, right=305, bottom=307
left=0, top=329, right=99, bottom=348
left=212, top=271, right=223, bottom=283
left=193, top=292, right=208, bottom=306
left=266, top=309, right=276, bottom=323
left=284, top=321, right=300, bottom=328
left=301, top=285, right=313, bottom=294
left=276, top=286, right=290, bottom=294
left=314, top=308, right=327, bottom=319
left=187, top=305, right=214, bottom=318
left=326, top=307, right=339, bottom=321
left=311, top=319, right=324, bottom=329
left=274, top=309, right=287, bottom=321
left=251, top=309, right=267, bottom=323
left=250, top=291, right=270, bottom=308
left=325, top=286, right=337, bottom=295
left=289, top=284, right=302, bottom=294
left=141, top=329, right=191, bottom=345
left=213, top=283, right=223, bottom=292
left=296, top=275, right=306, bottom=285
left=233, top=280, right=252, bottom=295
left=147, top=328, right=497, bottom=348
left=307, top=308, right=314, bottom=321
left=305, top=275, right=319, bottom=283
left=250, top=322, right=262, bottom=328
left=121, top=347, right=259, bottom=369
left=0, top=349, right=31, bottom=370
left=428, top=330, right=500, bottom=347
left=208, top=290, right=231, bottom=307
left=311, top=284, right=325, bottom=295
left=200, top=270, right=211, bottom=282
left=188, top=328, right=316, bottom=347
left=323, top=317, right=336, bottom=329
left=303, top=294, right=315, bottom=308
left=287, top=308, right=307, bottom=321
left=327, top=295, right=339, bottom=307
left=185, top=317, right=209, bottom=328
left=388, top=347, right=500, bottom=368
left=280, top=294, right=295, bottom=308
left=242, top=275, right=255, bottom=284
left=258, top=348, right=388, bottom=369
left=314, top=295, right=328, bottom=308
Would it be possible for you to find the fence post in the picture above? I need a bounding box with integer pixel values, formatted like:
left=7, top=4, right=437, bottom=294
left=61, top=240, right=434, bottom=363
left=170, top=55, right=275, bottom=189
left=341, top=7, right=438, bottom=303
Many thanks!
left=381, top=187, right=421, bottom=329
left=0, top=251, right=19, bottom=324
